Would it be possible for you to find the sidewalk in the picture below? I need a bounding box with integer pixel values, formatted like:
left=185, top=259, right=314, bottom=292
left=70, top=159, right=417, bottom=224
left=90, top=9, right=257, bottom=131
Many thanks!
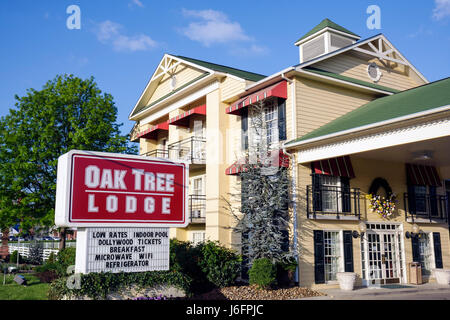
left=300, top=283, right=450, bottom=300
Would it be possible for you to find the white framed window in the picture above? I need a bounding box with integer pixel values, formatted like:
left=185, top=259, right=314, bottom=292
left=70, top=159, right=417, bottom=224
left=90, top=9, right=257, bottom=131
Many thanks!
left=323, top=231, right=344, bottom=282
left=192, top=232, right=205, bottom=245
left=248, top=99, right=279, bottom=150
left=418, top=233, right=434, bottom=276
left=321, top=176, right=342, bottom=212
left=190, top=175, right=205, bottom=196
left=264, top=103, right=278, bottom=146
left=193, top=120, right=205, bottom=138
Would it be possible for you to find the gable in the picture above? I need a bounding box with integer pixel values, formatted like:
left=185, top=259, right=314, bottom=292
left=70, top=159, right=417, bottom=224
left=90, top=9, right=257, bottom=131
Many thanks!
left=147, top=64, right=207, bottom=106
left=298, top=34, right=428, bottom=92
left=310, top=51, right=422, bottom=92
left=129, top=54, right=266, bottom=120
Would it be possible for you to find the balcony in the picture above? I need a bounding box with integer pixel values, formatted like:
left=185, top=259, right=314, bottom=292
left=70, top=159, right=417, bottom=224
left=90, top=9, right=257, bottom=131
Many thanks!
left=142, top=149, right=169, bottom=159
left=168, top=136, right=206, bottom=165
left=404, top=193, right=448, bottom=224
left=306, top=185, right=361, bottom=220
left=189, top=195, right=206, bottom=224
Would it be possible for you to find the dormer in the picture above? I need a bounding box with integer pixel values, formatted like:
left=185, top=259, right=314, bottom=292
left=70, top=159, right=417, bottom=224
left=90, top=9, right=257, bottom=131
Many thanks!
left=295, top=19, right=360, bottom=64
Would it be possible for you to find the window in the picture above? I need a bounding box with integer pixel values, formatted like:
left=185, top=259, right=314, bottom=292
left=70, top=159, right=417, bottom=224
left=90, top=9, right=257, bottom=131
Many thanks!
left=312, top=174, right=351, bottom=214
left=264, top=103, right=278, bottom=146
left=190, top=176, right=205, bottom=196
left=192, top=232, right=205, bottom=245
left=414, top=186, right=427, bottom=214
left=407, top=185, right=439, bottom=217
left=245, top=98, right=286, bottom=151
left=324, top=231, right=342, bottom=282
left=418, top=233, right=433, bottom=275
left=321, top=176, right=342, bottom=212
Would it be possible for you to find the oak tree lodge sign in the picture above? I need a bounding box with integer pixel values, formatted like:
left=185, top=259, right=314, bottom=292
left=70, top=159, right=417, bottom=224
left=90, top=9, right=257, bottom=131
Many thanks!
left=54, top=150, right=189, bottom=274
left=77, top=227, right=170, bottom=273
left=55, top=150, right=189, bottom=228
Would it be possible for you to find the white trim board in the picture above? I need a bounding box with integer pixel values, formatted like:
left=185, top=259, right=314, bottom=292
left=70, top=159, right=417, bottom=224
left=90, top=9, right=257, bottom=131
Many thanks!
left=296, top=117, right=450, bottom=163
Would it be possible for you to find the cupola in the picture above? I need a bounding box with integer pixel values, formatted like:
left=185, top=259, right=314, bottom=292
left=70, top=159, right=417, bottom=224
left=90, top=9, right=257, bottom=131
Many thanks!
left=295, top=19, right=360, bottom=63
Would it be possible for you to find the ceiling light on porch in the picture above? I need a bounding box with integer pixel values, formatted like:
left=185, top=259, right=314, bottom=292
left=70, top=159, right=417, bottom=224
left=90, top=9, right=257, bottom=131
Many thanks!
left=412, top=151, right=433, bottom=161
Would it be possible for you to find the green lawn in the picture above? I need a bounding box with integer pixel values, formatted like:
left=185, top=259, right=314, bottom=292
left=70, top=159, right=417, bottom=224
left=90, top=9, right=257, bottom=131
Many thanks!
left=0, top=274, right=49, bottom=300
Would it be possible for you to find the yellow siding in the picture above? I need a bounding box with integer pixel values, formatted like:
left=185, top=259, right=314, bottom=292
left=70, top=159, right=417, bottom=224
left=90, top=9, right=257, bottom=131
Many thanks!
left=295, top=77, right=377, bottom=137
left=285, top=81, right=294, bottom=142
left=312, top=52, right=423, bottom=91
left=296, top=157, right=450, bottom=288
left=147, top=64, right=205, bottom=106
left=220, top=76, right=246, bottom=103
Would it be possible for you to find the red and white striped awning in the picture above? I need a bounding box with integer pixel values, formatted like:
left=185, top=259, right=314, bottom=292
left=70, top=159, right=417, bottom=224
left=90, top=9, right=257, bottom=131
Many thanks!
left=136, top=121, right=169, bottom=140
left=225, top=150, right=290, bottom=175
left=311, top=156, right=355, bottom=178
left=169, top=104, right=206, bottom=127
left=406, top=163, right=441, bottom=186
left=226, top=81, right=288, bottom=115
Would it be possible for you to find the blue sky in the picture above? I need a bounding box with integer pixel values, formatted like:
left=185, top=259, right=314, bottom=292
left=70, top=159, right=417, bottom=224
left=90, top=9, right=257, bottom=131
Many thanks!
left=1, top=0, right=449, bottom=137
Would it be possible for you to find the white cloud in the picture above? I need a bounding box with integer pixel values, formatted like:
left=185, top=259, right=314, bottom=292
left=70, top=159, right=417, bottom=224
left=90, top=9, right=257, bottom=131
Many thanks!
left=432, top=0, right=450, bottom=20
left=408, top=25, right=433, bottom=38
left=180, top=9, right=252, bottom=47
left=113, top=34, right=157, bottom=52
left=129, top=0, right=144, bottom=8
left=95, top=20, right=157, bottom=52
left=228, top=44, right=269, bottom=56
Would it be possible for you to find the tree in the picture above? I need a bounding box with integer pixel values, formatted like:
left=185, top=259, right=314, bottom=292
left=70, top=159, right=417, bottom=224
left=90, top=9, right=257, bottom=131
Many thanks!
left=0, top=74, right=137, bottom=244
left=226, top=101, right=293, bottom=272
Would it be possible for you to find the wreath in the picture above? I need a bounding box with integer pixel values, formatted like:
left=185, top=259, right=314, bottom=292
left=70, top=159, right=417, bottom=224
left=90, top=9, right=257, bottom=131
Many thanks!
left=366, top=177, right=398, bottom=219
left=366, top=193, right=397, bottom=218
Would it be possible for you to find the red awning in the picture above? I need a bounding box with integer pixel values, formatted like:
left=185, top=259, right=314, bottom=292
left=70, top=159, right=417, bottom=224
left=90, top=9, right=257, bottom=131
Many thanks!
left=225, top=150, right=290, bottom=175
left=311, top=156, right=355, bottom=178
left=406, top=164, right=442, bottom=187
left=226, top=81, right=288, bottom=115
left=136, top=122, right=169, bottom=140
left=169, top=105, right=206, bottom=127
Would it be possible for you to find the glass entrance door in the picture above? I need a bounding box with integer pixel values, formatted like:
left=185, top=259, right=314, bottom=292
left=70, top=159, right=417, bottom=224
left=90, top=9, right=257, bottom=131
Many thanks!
left=365, top=230, right=402, bottom=285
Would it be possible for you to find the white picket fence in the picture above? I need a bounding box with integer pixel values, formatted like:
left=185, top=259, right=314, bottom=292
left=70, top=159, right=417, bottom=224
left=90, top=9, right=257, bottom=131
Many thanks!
left=8, top=242, right=76, bottom=261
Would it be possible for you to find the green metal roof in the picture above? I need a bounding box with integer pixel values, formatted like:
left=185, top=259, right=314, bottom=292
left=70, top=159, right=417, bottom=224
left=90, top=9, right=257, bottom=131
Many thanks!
left=286, top=77, right=450, bottom=146
left=303, top=67, right=401, bottom=94
left=131, top=73, right=209, bottom=117
left=295, top=18, right=360, bottom=44
left=176, top=55, right=266, bottom=82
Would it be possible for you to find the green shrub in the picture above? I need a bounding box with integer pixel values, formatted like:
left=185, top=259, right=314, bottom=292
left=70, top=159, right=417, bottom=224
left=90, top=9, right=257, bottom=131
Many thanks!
left=249, top=258, right=277, bottom=289
left=28, top=241, right=44, bottom=265
left=55, top=247, right=76, bottom=276
left=170, top=239, right=211, bottom=293
left=48, top=270, right=192, bottom=300
left=47, top=252, right=57, bottom=264
left=198, top=241, right=241, bottom=288
left=9, top=251, right=25, bottom=264
left=34, top=247, right=76, bottom=278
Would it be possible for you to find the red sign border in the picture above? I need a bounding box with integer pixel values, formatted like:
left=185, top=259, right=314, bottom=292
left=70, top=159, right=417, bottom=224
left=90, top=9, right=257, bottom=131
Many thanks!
left=54, top=150, right=189, bottom=228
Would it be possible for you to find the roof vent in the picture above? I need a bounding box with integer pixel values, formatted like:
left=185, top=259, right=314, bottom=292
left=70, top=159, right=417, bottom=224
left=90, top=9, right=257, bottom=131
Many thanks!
left=295, top=19, right=360, bottom=63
